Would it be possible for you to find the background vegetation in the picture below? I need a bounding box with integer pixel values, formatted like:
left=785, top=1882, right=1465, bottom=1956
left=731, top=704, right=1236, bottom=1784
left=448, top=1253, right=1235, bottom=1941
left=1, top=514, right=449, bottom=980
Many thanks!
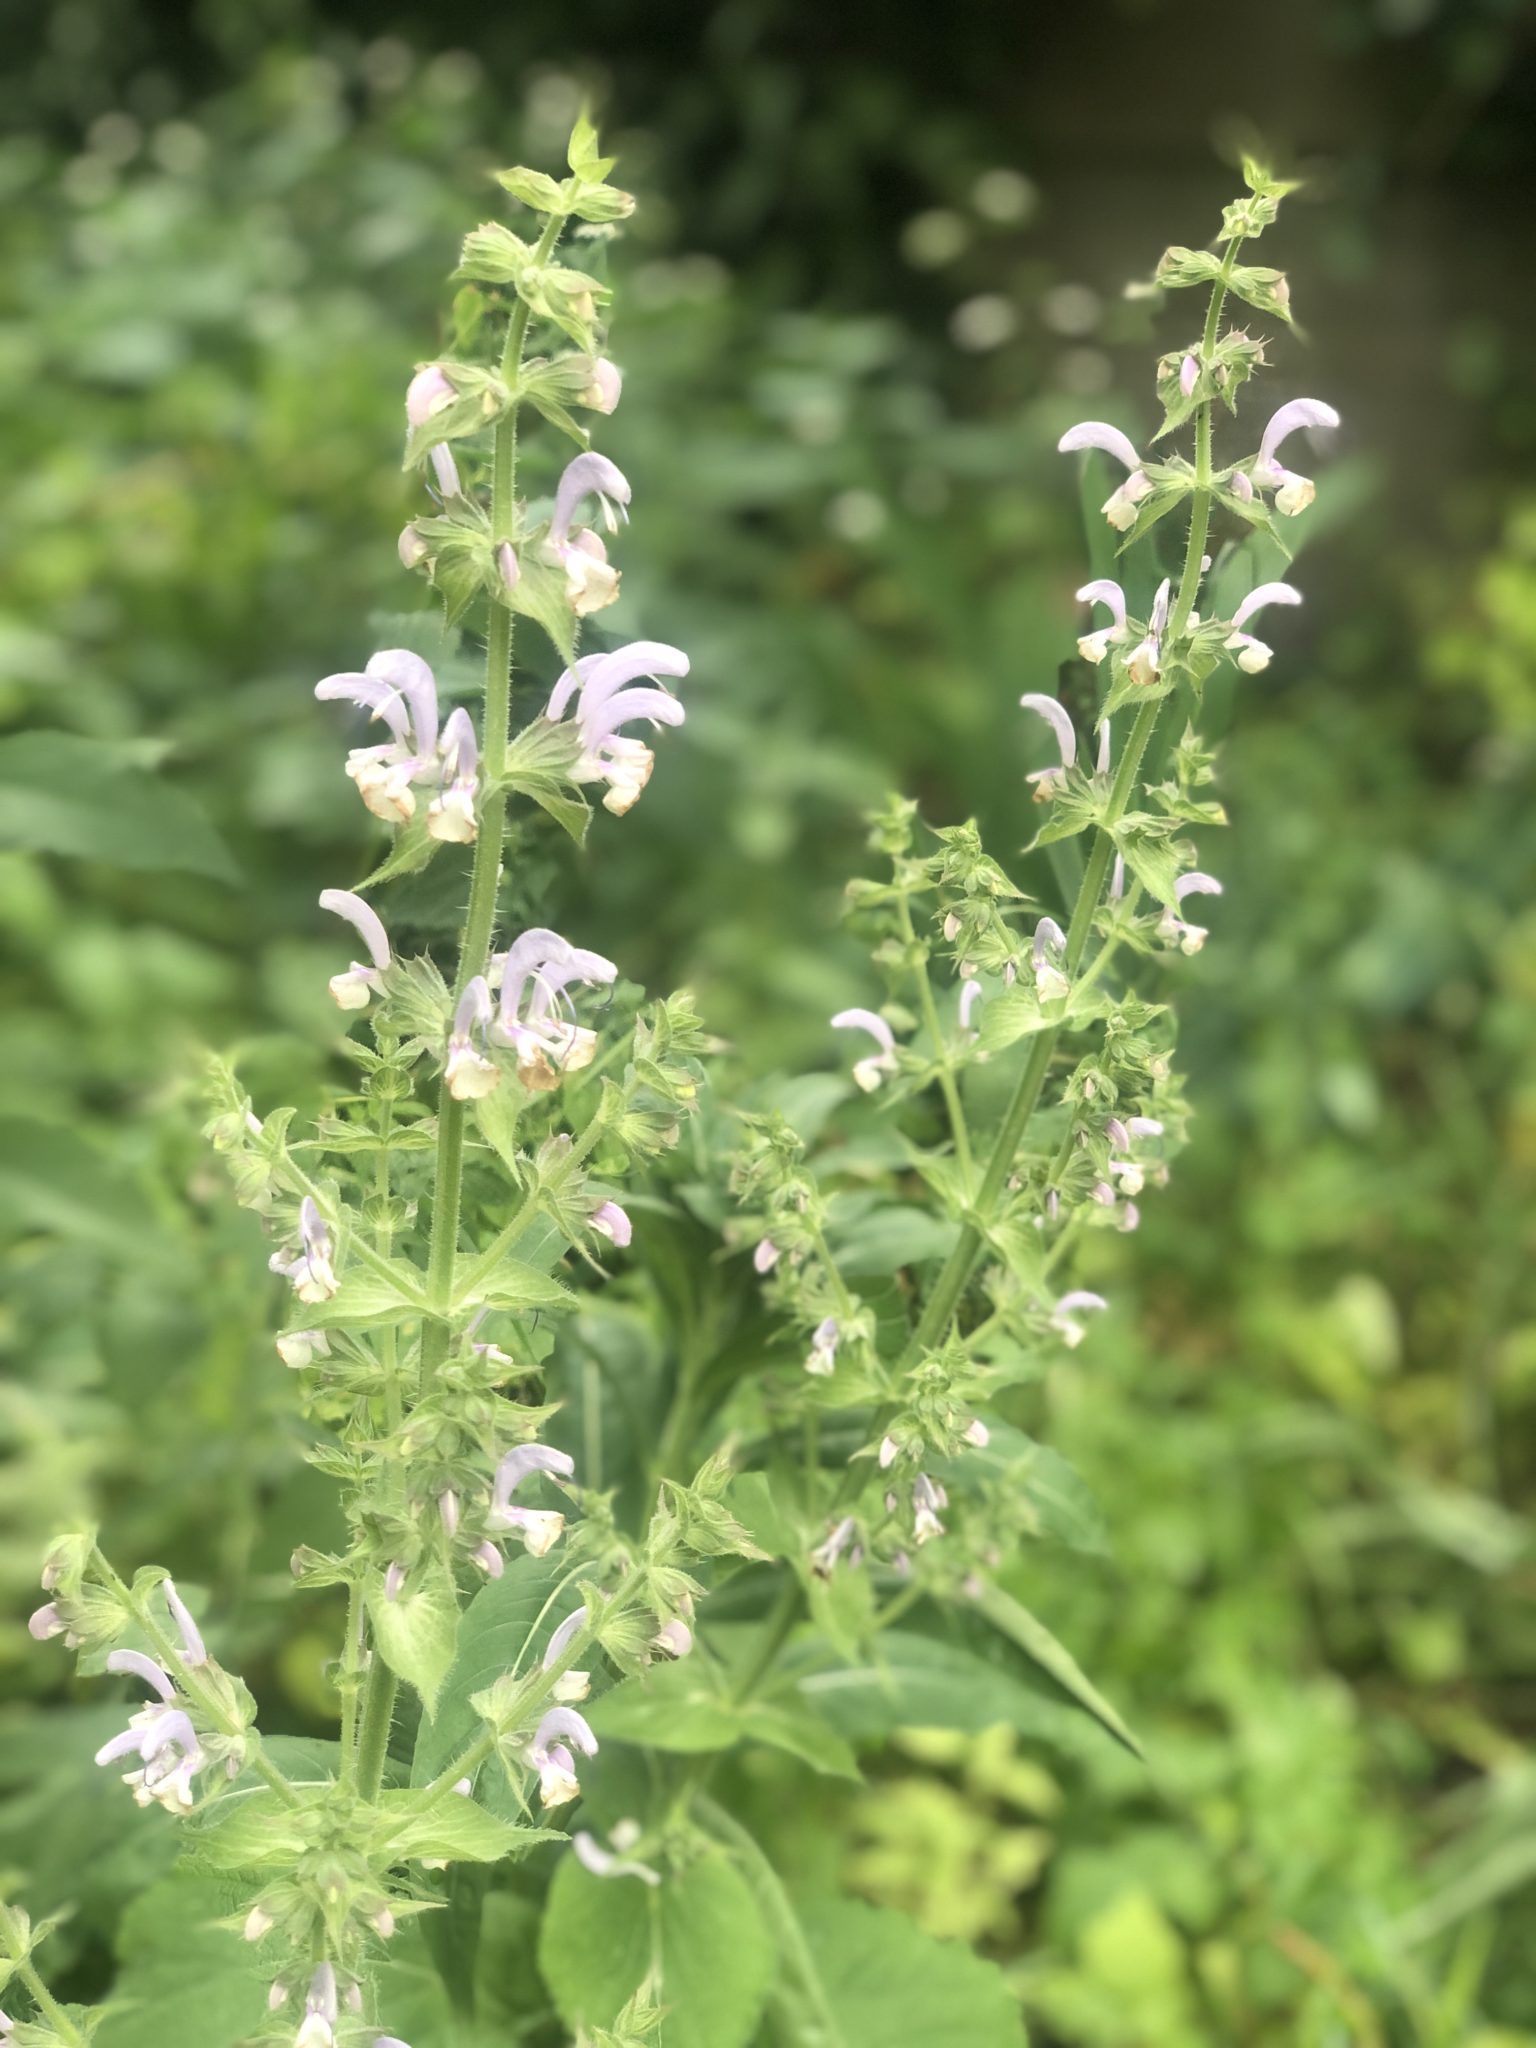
left=2, top=1, right=1534, bottom=2041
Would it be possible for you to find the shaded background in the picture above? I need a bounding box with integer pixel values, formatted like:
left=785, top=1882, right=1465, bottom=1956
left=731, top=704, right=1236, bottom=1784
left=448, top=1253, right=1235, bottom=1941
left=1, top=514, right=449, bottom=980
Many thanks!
left=2, top=0, right=1535, bottom=2041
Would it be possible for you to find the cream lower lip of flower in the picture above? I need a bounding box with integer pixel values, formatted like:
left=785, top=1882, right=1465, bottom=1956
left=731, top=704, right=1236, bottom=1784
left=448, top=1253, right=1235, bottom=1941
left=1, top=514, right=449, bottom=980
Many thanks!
left=546, top=642, right=690, bottom=816
left=547, top=453, right=632, bottom=615
left=315, top=650, right=440, bottom=824
left=485, top=1442, right=574, bottom=1559
left=1019, top=692, right=1077, bottom=794
left=1250, top=397, right=1340, bottom=515
left=831, top=1007, right=899, bottom=1091
left=427, top=707, right=480, bottom=843
left=1224, top=581, right=1302, bottom=672
left=1072, top=579, right=1129, bottom=665
left=444, top=977, right=499, bottom=1101
left=320, top=889, right=391, bottom=1009
left=1126, top=577, right=1171, bottom=689
left=270, top=1197, right=338, bottom=1302
left=1057, top=420, right=1152, bottom=531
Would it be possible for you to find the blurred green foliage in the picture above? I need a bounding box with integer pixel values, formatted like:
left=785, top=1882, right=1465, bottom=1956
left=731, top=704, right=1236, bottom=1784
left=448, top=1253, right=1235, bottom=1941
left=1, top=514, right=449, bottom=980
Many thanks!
left=2, top=7, right=1535, bottom=2044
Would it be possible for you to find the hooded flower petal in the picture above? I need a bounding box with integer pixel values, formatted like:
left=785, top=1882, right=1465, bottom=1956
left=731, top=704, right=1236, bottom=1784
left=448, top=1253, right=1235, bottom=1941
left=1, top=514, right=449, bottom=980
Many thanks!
left=590, top=1200, right=632, bottom=1248
left=1019, top=694, right=1078, bottom=787
left=549, top=453, right=632, bottom=545
left=1057, top=421, right=1142, bottom=472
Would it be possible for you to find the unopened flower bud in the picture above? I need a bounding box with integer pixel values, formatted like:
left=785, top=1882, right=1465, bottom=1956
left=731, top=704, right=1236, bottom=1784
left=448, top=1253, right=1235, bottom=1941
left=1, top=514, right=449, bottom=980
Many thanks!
left=398, top=525, right=429, bottom=569
left=496, top=541, right=520, bottom=591
left=244, top=1906, right=274, bottom=1942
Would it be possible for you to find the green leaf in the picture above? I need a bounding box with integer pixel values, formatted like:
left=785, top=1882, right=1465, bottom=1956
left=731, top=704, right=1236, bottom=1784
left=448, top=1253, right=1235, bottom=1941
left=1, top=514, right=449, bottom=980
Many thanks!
left=182, top=1788, right=319, bottom=1872
left=0, top=1117, right=175, bottom=1264
left=498, top=546, right=577, bottom=664
left=297, top=1257, right=429, bottom=1331
left=539, top=1848, right=774, bottom=2048
left=413, top=1554, right=570, bottom=1795
left=356, top=810, right=445, bottom=890
left=588, top=1663, right=741, bottom=1752
left=829, top=1205, right=959, bottom=1275
left=800, top=1898, right=1027, bottom=2048
left=0, top=732, right=236, bottom=880
left=566, top=111, right=616, bottom=182
left=95, top=1875, right=268, bottom=2048
left=366, top=1558, right=461, bottom=1719
left=739, top=1702, right=861, bottom=1780
left=933, top=1423, right=1110, bottom=1556
left=494, top=165, right=567, bottom=213
left=453, top=1253, right=572, bottom=1317
left=969, top=1581, right=1143, bottom=1757
left=372, top=1788, right=559, bottom=1864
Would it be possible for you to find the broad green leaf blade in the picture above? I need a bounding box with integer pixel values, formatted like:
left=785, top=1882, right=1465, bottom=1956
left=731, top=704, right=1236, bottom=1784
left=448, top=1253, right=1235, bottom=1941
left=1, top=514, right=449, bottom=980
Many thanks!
left=372, top=1788, right=559, bottom=1864
left=539, top=1848, right=774, bottom=2048
left=587, top=1660, right=741, bottom=1752
left=802, top=1897, right=1027, bottom=2047
left=95, top=1875, right=268, bottom=2048
left=0, top=732, right=237, bottom=880
left=739, top=1701, right=861, bottom=1780
left=412, top=1554, right=571, bottom=1793
left=971, top=1582, right=1143, bottom=1757
left=366, top=1558, right=461, bottom=1719
left=0, top=1117, right=175, bottom=1264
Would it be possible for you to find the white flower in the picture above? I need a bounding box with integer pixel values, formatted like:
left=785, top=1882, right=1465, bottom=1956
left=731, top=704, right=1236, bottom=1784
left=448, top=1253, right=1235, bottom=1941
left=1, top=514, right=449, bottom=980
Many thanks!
left=753, top=1237, right=781, bottom=1274
left=1019, top=692, right=1078, bottom=796
left=276, top=1327, right=330, bottom=1368
left=1250, top=398, right=1340, bottom=516
left=269, top=1198, right=338, bottom=1303
left=1048, top=1290, right=1108, bottom=1348
left=319, top=889, right=391, bottom=1009
left=959, top=980, right=983, bottom=1032
left=1057, top=421, right=1152, bottom=531
left=581, top=359, right=623, bottom=413
left=1158, top=872, right=1223, bottom=954
left=810, top=1516, right=858, bottom=1577
left=527, top=1707, right=598, bottom=1807
left=427, top=707, right=480, bottom=843
left=546, top=643, right=690, bottom=816
left=831, top=1007, right=899, bottom=1091
left=1126, top=578, right=1171, bottom=690
left=1223, top=582, right=1303, bottom=673
left=591, top=1199, right=632, bottom=1248
left=444, top=977, right=500, bottom=1101
left=315, top=649, right=440, bottom=825
left=546, top=453, right=631, bottom=615
left=805, top=1315, right=840, bottom=1376
left=573, top=1825, right=660, bottom=1886
left=1072, top=579, right=1129, bottom=665
left=1032, top=917, right=1069, bottom=1003
left=94, top=1650, right=206, bottom=1813
left=912, top=1474, right=947, bottom=1545
left=490, top=927, right=616, bottom=1088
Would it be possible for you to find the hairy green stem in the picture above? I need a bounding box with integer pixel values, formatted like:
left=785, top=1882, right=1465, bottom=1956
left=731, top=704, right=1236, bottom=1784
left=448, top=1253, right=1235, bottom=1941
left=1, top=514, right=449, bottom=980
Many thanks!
left=897, top=889, right=975, bottom=1191
left=14, top=1956, right=84, bottom=2047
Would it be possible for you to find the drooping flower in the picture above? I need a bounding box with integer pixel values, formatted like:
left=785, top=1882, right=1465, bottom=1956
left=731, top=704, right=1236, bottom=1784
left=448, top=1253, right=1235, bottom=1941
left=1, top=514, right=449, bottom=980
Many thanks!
left=546, top=642, right=690, bottom=816
left=444, top=977, right=500, bottom=1101
left=590, top=1200, right=632, bottom=1248
left=1019, top=693, right=1078, bottom=796
left=1057, top=421, right=1152, bottom=531
left=1072, top=580, right=1130, bottom=665
left=959, top=980, right=983, bottom=1032
left=28, top=1603, right=65, bottom=1640
left=405, top=367, right=462, bottom=501
left=962, top=1418, right=990, bottom=1448
left=546, top=453, right=631, bottom=614
left=1159, top=872, right=1223, bottom=954
left=831, top=1008, right=899, bottom=1092
left=276, top=1328, right=330, bottom=1368
left=1223, top=582, right=1303, bottom=673
left=581, top=359, right=623, bottom=414
left=527, top=1706, right=598, bottom=1807
left=1179, top=354, right=1199, bottom=397
left=805, top=1315, right=840, bottom=1376
left=652, top=1618, right=693, bottom=1658
left=319, top=890, right=392, bottom=1010
left=485, top=1442, right=575, bottom=1559
left=753, top=1237, right=781, bottom=1274
left=573, top=1826, right=660, bottom=1886
left=315, top=650, right=440, bottom=824
left=398, top=525, right=429, bottom=569
left=95, top=1650, right=206, bottom=1813
left=162, top=1579, right=207, bottom=1667
left=427, top=708, right=480, bottom=843
left=1032, top=917, right=1069, bottom=1002
left=1048, top=1290, right=1108, bottom=1348
left=1250, top=398, right=1340, bottom=516
left=490, top=926, right=617, bottom=1088
left=810, top=1516, right=858, bottom=1577
left=1126, top=577, right=1171, bottom=689
left=295, top=1962, right=339, bottom=2048
left=269, top=1198, right=338, bottom=1304
left=912, top=1473, right=947, bottom=1545
left=543, top=1607, right=592, bottom=1701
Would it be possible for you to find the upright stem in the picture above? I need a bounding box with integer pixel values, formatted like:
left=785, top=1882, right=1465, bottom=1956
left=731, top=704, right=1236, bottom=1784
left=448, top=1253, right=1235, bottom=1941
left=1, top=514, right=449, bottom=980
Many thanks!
left=15, top=1958, right=84, bottom=2047
left=898, top=889, right=975, bottom=1191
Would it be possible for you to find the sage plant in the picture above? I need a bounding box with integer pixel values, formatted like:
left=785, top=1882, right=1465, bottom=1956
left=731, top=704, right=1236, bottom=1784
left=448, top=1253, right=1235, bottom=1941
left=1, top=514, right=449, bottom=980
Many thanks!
left=19, top=148, right=1334, bottom=2047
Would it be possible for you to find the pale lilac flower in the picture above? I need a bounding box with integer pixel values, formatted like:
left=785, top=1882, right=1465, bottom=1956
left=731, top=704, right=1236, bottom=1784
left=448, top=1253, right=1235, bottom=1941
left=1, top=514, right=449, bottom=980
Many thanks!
left=319, top=889, right=391, bottom=1010
left=1109, top=854, right=1126, bottom=902
left=1096, top=719, right=1112, bottom=775
left=1250, top=398, right=1340, bottom=516
left=590, top=1200, right=632, bottom=1248
left=652, top=1618, right=693, bottom=1658
left=1057, top=421, right=1152, bottom=531
left=582, top=359, right=623, bottom=413
left=438, top=1490, right=460, bottom=1539
left=276, top=1328, right=330, bottom=1368
left=496, top=540, right=520, bottom=591
left=962, top=1418, right=990, bottom=1448
left=527, top=1706, right=598, bottom=1807
left=546, top=643, right=690, bottom=815
left=244, top=1905, right=274, bottom=1942
left=878, top=1435, right=900, bottom=1470
left=375, top=2037, right=413, bottom=2047
left=296, top=1962, right=339, bottom=2048
left=269, top=1983, right=289, bottom=2014
left=1179, top=354, right=1199, bottom=398
left=1223, top=582, right=1303, bottom=673
left=811, top=1516, right=858, bottom=1577
left=543, top=1607, right=591, bottom=1700
left=269, top=1198, right=338, bottom=1304
left=1118, top=1200, right=1142, bottom=1233
left=472, top=1541, right=504, bottom=1579
left=1159, top=872, right=1223, bottom=954
left=1019, top=692, right=1078, bottom=795
left=912, top=1474, right=947, bottom=1545
left=163, top=1579, right=206, bottom=1666
left=444, top=977, right=500, bottom=1101
left=753, top=1237, right=781, bottom=1274
left=383, top=1561, right=406, bottom=1602
left=1073, top=579, right=1130, bottom=666
left=1032, top=917, right=1069, bottom=1003
left=959, top=980, right=983, bottom=1032
left=805, top=1315, right=840, bottom=1376
left=1049, top=1290, right=1109, bottom=1348
left=406, top=367, right=462, bottom=502
left=315, top=650, right=440, bottom=825
left=573, top=1826, right=660, bottom=1885
left=371, top=1907, right=396, bottom=1940
left=832, top=1007, right=899, bottom=1092
left=96, top=1651, right=205, bottom=1813
left=28, top=1603, right=64, bottom=1640
left=490, top=927, right=616, bottom=1087
left=545, top=453, right=631, bottom=614
left=398, top=526, right=428, bottom=569
left=1126, top=577, right=1171, bottom=689
left=1229, top=468, right=1255, bottom=502
left=427, top=707, right=480, bottom=844
left=486, top=1442, right=573, bottom=1558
